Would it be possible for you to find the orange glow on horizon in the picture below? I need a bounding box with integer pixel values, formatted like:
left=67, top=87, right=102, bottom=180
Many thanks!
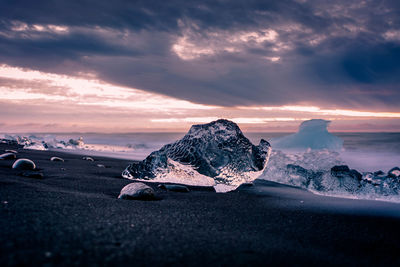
left=0, top=64, right=217, bottom=112
left=0, top=64, right=399, bottom=132
left=242, top=105, right=400, bottom=119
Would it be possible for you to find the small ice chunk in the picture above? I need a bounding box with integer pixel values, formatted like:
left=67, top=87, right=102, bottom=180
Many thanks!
left=214, top=184, right=237, bottom=193
left=388, top=167, right=400, bottom=178
left=24, top=143, right=47, bottom=150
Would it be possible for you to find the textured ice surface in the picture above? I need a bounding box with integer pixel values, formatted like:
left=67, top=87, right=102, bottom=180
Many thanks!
left=122, top=158, right=216, bottom=186
left=261, top=150, right=400, bottom=202
left=122, top=119, right=271, bottom=189
left=270, top=119, right=343, bottom=151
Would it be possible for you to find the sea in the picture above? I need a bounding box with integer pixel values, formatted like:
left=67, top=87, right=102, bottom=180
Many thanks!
left=5, top=131, right=399, bottom=173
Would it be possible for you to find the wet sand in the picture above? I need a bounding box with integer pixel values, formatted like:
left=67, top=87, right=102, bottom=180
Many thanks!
left=1, top=143, right=400, bottom=266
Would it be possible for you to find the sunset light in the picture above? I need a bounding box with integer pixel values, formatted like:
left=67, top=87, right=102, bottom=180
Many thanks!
left=1, top=63, right=399, bottom=132
left=0, top=0, right=399, bottom=134
left=1, top=1, right=400, bottom=266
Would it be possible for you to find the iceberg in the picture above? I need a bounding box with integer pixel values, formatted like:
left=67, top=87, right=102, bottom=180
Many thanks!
left=270, top=119, right=343, bottom=151
left=122, top=119, right=271, bottom=190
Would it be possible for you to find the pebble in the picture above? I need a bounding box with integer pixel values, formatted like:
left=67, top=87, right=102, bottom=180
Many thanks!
left=0, top=152, right=16, bottom=160
left=50, top=156, right=64, bottom=162
left=118, top=182, right=156, bottom=200
left=12, top=158, right=36, bottom=170
left=158, top=184, right=190, bottom=192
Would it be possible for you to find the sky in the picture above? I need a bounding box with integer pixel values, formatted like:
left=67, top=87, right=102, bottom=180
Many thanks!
left=0, top=0, right=400, bottom=133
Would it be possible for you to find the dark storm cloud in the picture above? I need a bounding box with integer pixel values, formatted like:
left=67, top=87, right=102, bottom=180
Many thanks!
left=0, top=0, right=315, bottom=30
left=1, top=0, right=400, bottom=110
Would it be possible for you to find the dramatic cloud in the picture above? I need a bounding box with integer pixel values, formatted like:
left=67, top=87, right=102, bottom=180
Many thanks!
left=0, top=0, right=400, bottom=131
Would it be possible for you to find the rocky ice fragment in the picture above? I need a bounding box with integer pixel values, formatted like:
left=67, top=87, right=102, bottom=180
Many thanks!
left=12, top=159, right=36, bottom=170
left=374, top=170, right=385, bottom=177
left=330, top=165, right=362, bottom=181
left=0, top=139, right=19, bottom=145
left=68, top=137, right=84, bottom=146
left=118, top=182, right=156, bottom=200
left=330, top=165, right=350, bottom=177
left=24, top=143, right=47, bottom=150
left=262, top=150, right=400, bottom=200
left=286, top=164, right=323, bottom=188
left=388, top=167, right=400, bottom=179
left=122, top=119, right=271, bottom=188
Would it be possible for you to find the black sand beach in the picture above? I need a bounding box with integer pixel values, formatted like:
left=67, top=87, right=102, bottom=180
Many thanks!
left=1, top=143, right=400, bottom=266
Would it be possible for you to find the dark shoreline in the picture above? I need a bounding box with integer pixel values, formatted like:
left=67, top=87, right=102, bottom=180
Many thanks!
left=1, top=143, right=400, bottom=266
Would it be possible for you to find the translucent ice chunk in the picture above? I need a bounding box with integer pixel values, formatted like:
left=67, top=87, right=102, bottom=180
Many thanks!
left=122, top=119, right=271, bottom=189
